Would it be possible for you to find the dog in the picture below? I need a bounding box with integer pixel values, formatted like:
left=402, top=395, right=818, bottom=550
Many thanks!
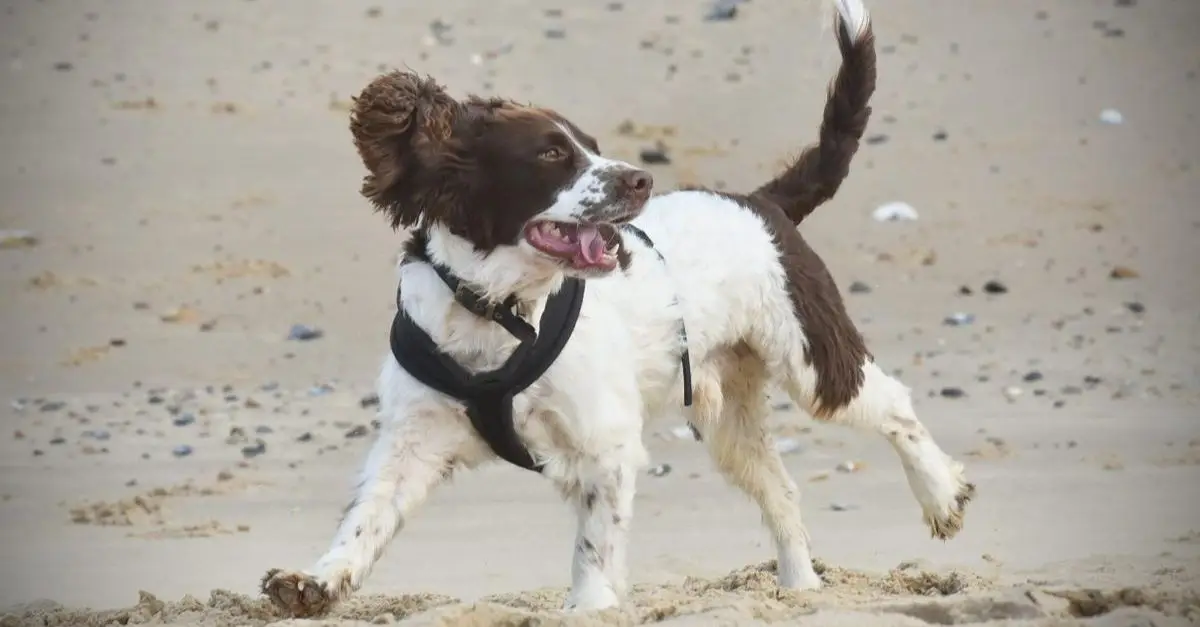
left=261, top=0, right=974, bottom=617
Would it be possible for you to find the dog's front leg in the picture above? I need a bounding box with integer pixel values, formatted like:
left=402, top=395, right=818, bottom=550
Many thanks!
left=261, top=400, right=469, bottom=618
left=562, top=442, right=643, bottom=611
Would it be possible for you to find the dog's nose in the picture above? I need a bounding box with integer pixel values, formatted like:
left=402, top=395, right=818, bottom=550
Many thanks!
left=620, top=170, right=653, bottom=196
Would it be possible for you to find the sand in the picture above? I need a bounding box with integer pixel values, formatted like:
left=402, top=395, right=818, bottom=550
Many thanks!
left=1, top=0, right=1198, bottom=625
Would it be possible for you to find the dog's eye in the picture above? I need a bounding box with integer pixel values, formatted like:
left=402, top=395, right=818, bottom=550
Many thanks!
left=538, top=146, right=568, bottom=161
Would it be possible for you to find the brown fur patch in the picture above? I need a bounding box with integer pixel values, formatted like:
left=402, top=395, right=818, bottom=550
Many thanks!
left=751, top=14, right=876, bottom=224
left=349, top=71, right=613, bottom=253
left=683, top=14, right=877, bottom=416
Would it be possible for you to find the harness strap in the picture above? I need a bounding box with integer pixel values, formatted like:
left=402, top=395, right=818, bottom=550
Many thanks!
left=390, top=275, right=585, bottom=472
left=622, top=225, right=694, bottom=407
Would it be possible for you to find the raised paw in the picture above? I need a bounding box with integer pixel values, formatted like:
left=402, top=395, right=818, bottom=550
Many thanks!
left=926, top=481, right=976, bottom=540
left=261, top=568, right=336, bottom=618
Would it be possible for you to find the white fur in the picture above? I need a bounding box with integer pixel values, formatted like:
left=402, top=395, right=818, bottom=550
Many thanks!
left=265, top=0, right=972, bottom=613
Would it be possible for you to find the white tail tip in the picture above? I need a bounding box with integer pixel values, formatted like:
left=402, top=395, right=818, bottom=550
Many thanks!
left=834, top=0, right=870, bottom=41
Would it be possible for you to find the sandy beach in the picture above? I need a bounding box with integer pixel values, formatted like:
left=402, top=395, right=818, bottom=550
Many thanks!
left=2, top=0, right=1198, bottom=624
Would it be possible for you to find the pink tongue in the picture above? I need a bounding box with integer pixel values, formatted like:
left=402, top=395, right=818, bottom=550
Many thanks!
left=576, top=226, right=605, bottom=265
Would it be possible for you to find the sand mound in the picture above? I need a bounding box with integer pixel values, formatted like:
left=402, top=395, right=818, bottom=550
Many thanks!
left=5, top=559, right=1195, bottom=626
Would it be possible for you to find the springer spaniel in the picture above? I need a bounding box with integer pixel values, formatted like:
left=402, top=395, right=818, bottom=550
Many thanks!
left=262, top=0, right=974, bottom=617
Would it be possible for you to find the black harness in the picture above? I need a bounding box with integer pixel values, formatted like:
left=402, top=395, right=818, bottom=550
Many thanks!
left=389, top=226, right=692, bottom=473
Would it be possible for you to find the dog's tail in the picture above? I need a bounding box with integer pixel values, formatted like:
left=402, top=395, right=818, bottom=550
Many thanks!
left=750, top=0, right=876, bottom=225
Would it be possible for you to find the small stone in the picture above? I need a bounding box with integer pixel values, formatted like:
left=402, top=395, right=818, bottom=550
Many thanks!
left=648, top=463, right=672, bottom=477
left=958, top=285, right=974, bottom=296
left=932, top=130, right=949, bottom=141
left=1099, top=108, right=1124, bottom=125
left=940, top=387, right=966, bottom=399
left=172, top=413, right=196, bottom=427
left=296, top=432, right=314, bottom=442
left=704, top=0, right=739, bottom=21
left=835, top=460, right=862, bottom=473
left=39, top=401, right=66, bottom=412
left=217, top=469, right=235, bottom=481
left=1061, top=385, right=1083, bottom=395
left=871, top=201, right=919, bottom=222
left=830, top=502, right=856, bottom=511
left=254, top=425, right=273, bottom=434
left=544, top=28, right=566, bottom=39
left=865, top=134, right=889, bottom=145
left=53, top=61, right=74, bottom=72
left=639, top=145, right=671, bottom=165
left=1002, top=386, right=1023, bottom=401
left=49, top=436, right=66, bottom=445
left=172, top=444, right=194, bottom=457
left=1109, top=265, right=1139, bottom=279
left=1023, top=370, right=1044, bottom=382
left=360, top=394, right=380, bottom=409
left=848, top=281, right=872, bottom=294
left=1124, top=301, right=1145, bottom=314
left=944, top=312, right=976, bottom=326
left=982, top=280, right=1008, bottom=294
left=83, top=430, right=111, bottom=441
left=241, top=439, right=267, bottom=458
left=345, top=425, right=370, bottom=438
left=287, top=324, right=324, bottom=341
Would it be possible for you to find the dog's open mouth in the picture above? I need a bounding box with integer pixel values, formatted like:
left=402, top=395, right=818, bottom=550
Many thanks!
left=524, top=221, right=621, bottom=272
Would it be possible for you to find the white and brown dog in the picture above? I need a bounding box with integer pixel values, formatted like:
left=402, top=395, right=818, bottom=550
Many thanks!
left=262, top=0, right=974, bottom=617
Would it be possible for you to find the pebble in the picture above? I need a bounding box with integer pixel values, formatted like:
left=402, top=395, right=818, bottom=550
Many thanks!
left=83, top=430, right=111, bottom=441
left=704, top=0, right=740, bottom=21
left=944, top=312, right=976, bottom=326
left=1124, top=301, right=1145, bottom=314
left=835, top=460, right=861, bottom=473
left=1109, top=265, right=1139, bottom=279
left=172, top=445, right=194, bottom=458
left=1002, top=386, right=1023, bottom=401
left=172, top=413, right=196, bottom=427
left=1098, top=108, right=1124, bottom=125
left=241, top=439, right=267, bottom=458
left=830, top=502, right=856, bottom=512
left=287, top=324, right=324, bottom=341
left=1023, top=370, right=1044, bottom=382
left=848, top=281, right=872, bottom=294
left=639, top=145, right=671, bottom=165
left=344, top=425, right=370, bottom=439
left=648, top=463, right=672, bottom=477
left=940, top=387, right=966, bottom=399
left=871, top=201, right=919, bottom=222
left=982, top=280, right=1008, bottom=294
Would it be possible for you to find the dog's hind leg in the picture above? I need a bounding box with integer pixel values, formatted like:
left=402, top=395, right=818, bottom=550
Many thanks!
left=785, top=359, right=975, bottom=540
left=261, top=397, right=472, bottom=618
left=691, top=344, right=822, bottom=590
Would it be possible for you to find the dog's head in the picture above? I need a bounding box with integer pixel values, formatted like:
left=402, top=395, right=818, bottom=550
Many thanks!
left=351, top=71, right=652, bottom=278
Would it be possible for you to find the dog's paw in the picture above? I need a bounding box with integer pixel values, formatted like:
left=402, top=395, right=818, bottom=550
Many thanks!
left=925, top=479, right=976, bottom=540
left=260, top=568, right=337, bottom=618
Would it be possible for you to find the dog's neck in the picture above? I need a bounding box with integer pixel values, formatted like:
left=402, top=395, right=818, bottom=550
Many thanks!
left=422, top=223, right=566, bottom=318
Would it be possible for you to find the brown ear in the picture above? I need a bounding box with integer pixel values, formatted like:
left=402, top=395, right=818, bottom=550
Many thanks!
left=349, top=70, right=461, bottom=228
